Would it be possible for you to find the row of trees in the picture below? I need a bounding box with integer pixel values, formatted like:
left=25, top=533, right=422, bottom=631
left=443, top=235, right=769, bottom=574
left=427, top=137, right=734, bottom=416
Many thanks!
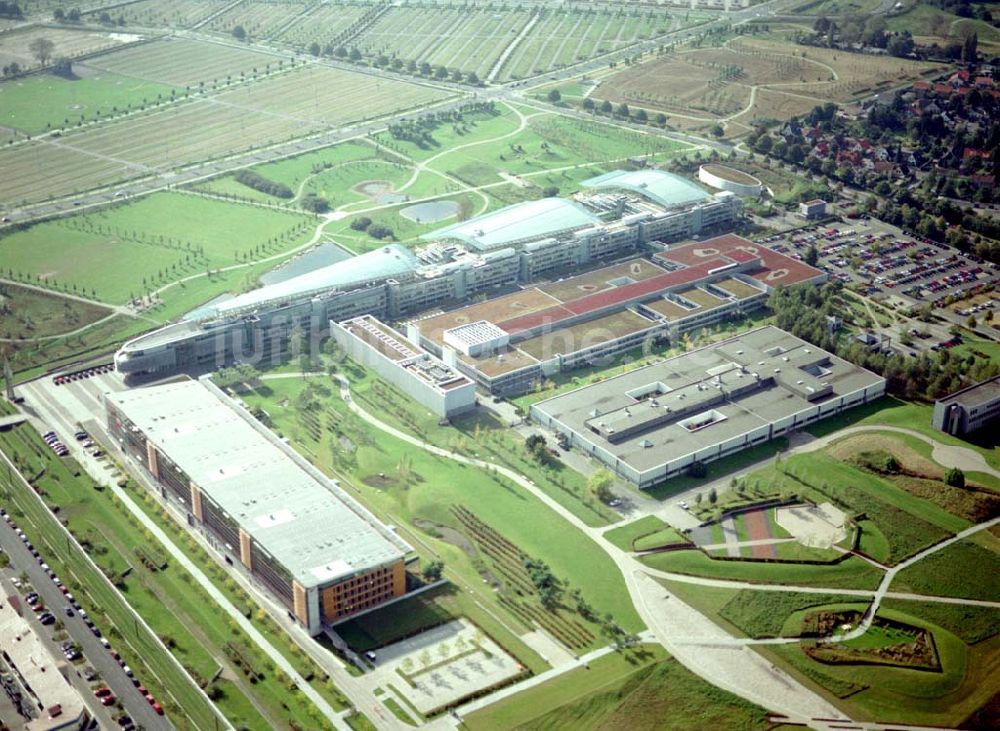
left=233, top=170, right=293, bottom=199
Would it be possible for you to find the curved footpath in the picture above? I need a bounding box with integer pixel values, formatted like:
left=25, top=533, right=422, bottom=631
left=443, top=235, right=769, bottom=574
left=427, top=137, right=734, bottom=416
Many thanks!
left=327, top=375, right=850, bottom=728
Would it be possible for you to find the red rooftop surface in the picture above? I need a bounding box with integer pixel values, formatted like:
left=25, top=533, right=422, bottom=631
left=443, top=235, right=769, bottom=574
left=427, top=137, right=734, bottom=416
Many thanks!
left=656, top=234, right=825, bottom=288
left=499, top=258, right=734, bottom=334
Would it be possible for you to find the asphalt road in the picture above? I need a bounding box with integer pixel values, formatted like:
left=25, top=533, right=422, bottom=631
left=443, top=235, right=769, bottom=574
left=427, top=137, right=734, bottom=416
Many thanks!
left=0, top=458, right=173, bottom=731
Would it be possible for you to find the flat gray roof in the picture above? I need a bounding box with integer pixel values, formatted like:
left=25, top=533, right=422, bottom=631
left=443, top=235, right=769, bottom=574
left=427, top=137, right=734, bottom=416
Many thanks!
left=936, top=375, right=1000, bottom=410
left=1, top=599, right=84, bottom=729
left=533, top=326, right=884, bottom=474
left=106, top=380, right=409, bottom=588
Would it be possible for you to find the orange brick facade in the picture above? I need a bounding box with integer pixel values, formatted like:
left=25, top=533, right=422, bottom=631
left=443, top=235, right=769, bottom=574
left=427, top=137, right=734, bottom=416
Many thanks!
left=320, top=561, right=406, bottom=623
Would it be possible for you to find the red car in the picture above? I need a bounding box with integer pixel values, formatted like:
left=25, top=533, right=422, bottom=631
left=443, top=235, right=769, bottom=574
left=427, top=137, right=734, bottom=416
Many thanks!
left=100, top=695, right=116, bottom=707
left=152, top=703, right=164, bottom=716
left=94, top=687, right=112, bottom=698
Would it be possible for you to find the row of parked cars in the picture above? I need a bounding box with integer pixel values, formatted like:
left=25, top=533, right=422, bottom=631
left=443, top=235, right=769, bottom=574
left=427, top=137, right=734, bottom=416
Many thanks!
left=43, top=430, right=103, bottom=459
left=52, top=364, right=113, bottom=387
left=3, top=490, right=161, bottom=727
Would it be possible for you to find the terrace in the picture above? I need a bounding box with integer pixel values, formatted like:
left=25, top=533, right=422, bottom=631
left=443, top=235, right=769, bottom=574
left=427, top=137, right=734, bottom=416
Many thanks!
left=537, top=258, right=669, bottom=304
left=414, top=289, right=563, bottom=345
left=516, top=310, right=656, bottom=361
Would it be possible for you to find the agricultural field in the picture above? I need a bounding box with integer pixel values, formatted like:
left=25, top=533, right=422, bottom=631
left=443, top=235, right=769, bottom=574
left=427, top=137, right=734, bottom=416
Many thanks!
left=0, top=26, right=136, bottom=71
left=0, top=64, right=448, bottom=206
left=352, top=5, right=533, bottom=80
left=497, top=7, right=683, bottom=82
left=81, top=37, right=282, bottom=87
left=207, top=1, right=308, bottom=39
left=464, top=644, right=774, bottom=731
left=0, top=71, right=177, bottom=133
left=0, top=191, right=315, bottom=304
left=275, top=3, right=369, bottom=48
left=592, top=33, right=946, bottom=132
left=88, top=0, right=218, bottom=29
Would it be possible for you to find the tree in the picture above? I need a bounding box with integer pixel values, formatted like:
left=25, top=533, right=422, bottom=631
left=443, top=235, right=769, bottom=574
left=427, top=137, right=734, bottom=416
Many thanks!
left=231, top=25, right=247, bottom=41
left=962, top=32, right=978, bottom=63
left=588, top=469, right=615, bottom=503
left=66, top=7, right=80, bottom=22
left=804, top=244, right=818, bottom=266
left=29, top=37, right=55, bottom=66
left=541, top=185, right=559, bottom=198
left=524, top=433, right=548, bottom=462
left=599, top=100, right=613, bottom=114
left=52, top=57, right=72, bottom=78
left=708, top=487, right=717, bottom=505
left=465, top=71, right=479, bottom=85
left=308, top=42, right=321, bottom=57
left=547, top=88, right=561, bottom=103
left=945, top=467, right=965, bottom=489
left=615, top=102, right=630, bottom=118
left=582, top=97, right=595, bottom=112
left=423, top=559, right=444, bottom=581
left=710, top=124, right=724, bottom=137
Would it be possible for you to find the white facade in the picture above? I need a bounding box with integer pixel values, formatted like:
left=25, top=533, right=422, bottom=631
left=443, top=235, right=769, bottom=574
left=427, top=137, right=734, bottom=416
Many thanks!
left=332, top=316, right=476, bottom=419
left=443, top=321, right=510, bottom=357
left=698, top=165, right=763, bottom=197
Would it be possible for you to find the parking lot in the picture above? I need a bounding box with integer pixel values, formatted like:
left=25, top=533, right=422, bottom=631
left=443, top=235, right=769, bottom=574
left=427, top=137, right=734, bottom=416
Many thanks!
left=759, top=220, right=998, bottom=336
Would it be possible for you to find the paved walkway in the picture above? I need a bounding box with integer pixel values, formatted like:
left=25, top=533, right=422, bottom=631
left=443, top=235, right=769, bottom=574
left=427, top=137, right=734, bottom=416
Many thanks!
left=330, top=375, right=851, bottom=727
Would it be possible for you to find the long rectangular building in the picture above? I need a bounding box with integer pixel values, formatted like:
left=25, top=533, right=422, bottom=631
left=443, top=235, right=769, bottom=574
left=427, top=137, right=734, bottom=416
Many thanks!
left=105, top=379, right=412, bottom=635
left=531, top=326, right=886, bottom=488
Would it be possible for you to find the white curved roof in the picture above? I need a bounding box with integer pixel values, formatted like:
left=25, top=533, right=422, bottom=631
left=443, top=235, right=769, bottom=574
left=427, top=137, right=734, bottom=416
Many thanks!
left=422, top=198, right=601, bottom=251
left=582, top=169, right=711, bottom=208
left=186, top=244, right=419, bottom=320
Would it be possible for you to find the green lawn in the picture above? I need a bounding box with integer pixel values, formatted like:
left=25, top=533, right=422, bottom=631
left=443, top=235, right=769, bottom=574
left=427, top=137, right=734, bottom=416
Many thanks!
left=603, top=516, right=669, bottom=552
left=0, top=71, right=178, bottom=133
left=765, top=602, right=992, bottom=727
left=891, top=536, right=1000, bottom=603
left=341, top=365, right=618, bottom=527
left=744, top=451, right=967, bottom=565
left=239, top=374, right=643, bottom=647
left=463, top=644, right=773, bottom=731
left=0, top=192, right=315, bottom=304
left=805, top=396, right=1000, bottom=471
left=633, top=527, right=688, bottom=552
left=641, top=549, right=884, bottom=590
left=718, top=590, right=865, bottom=638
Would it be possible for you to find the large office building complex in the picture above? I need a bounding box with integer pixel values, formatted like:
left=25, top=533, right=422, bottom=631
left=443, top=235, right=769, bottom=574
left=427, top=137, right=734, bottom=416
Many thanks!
left=114, top=170, right=741, bottom=381
left=105, top=380, right=412, bottom=635
left=407, top=234, right=826, bottom=395
left=531, top=327, right=886, bottom=488
left=932, top=375, right=1000, bottom=436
